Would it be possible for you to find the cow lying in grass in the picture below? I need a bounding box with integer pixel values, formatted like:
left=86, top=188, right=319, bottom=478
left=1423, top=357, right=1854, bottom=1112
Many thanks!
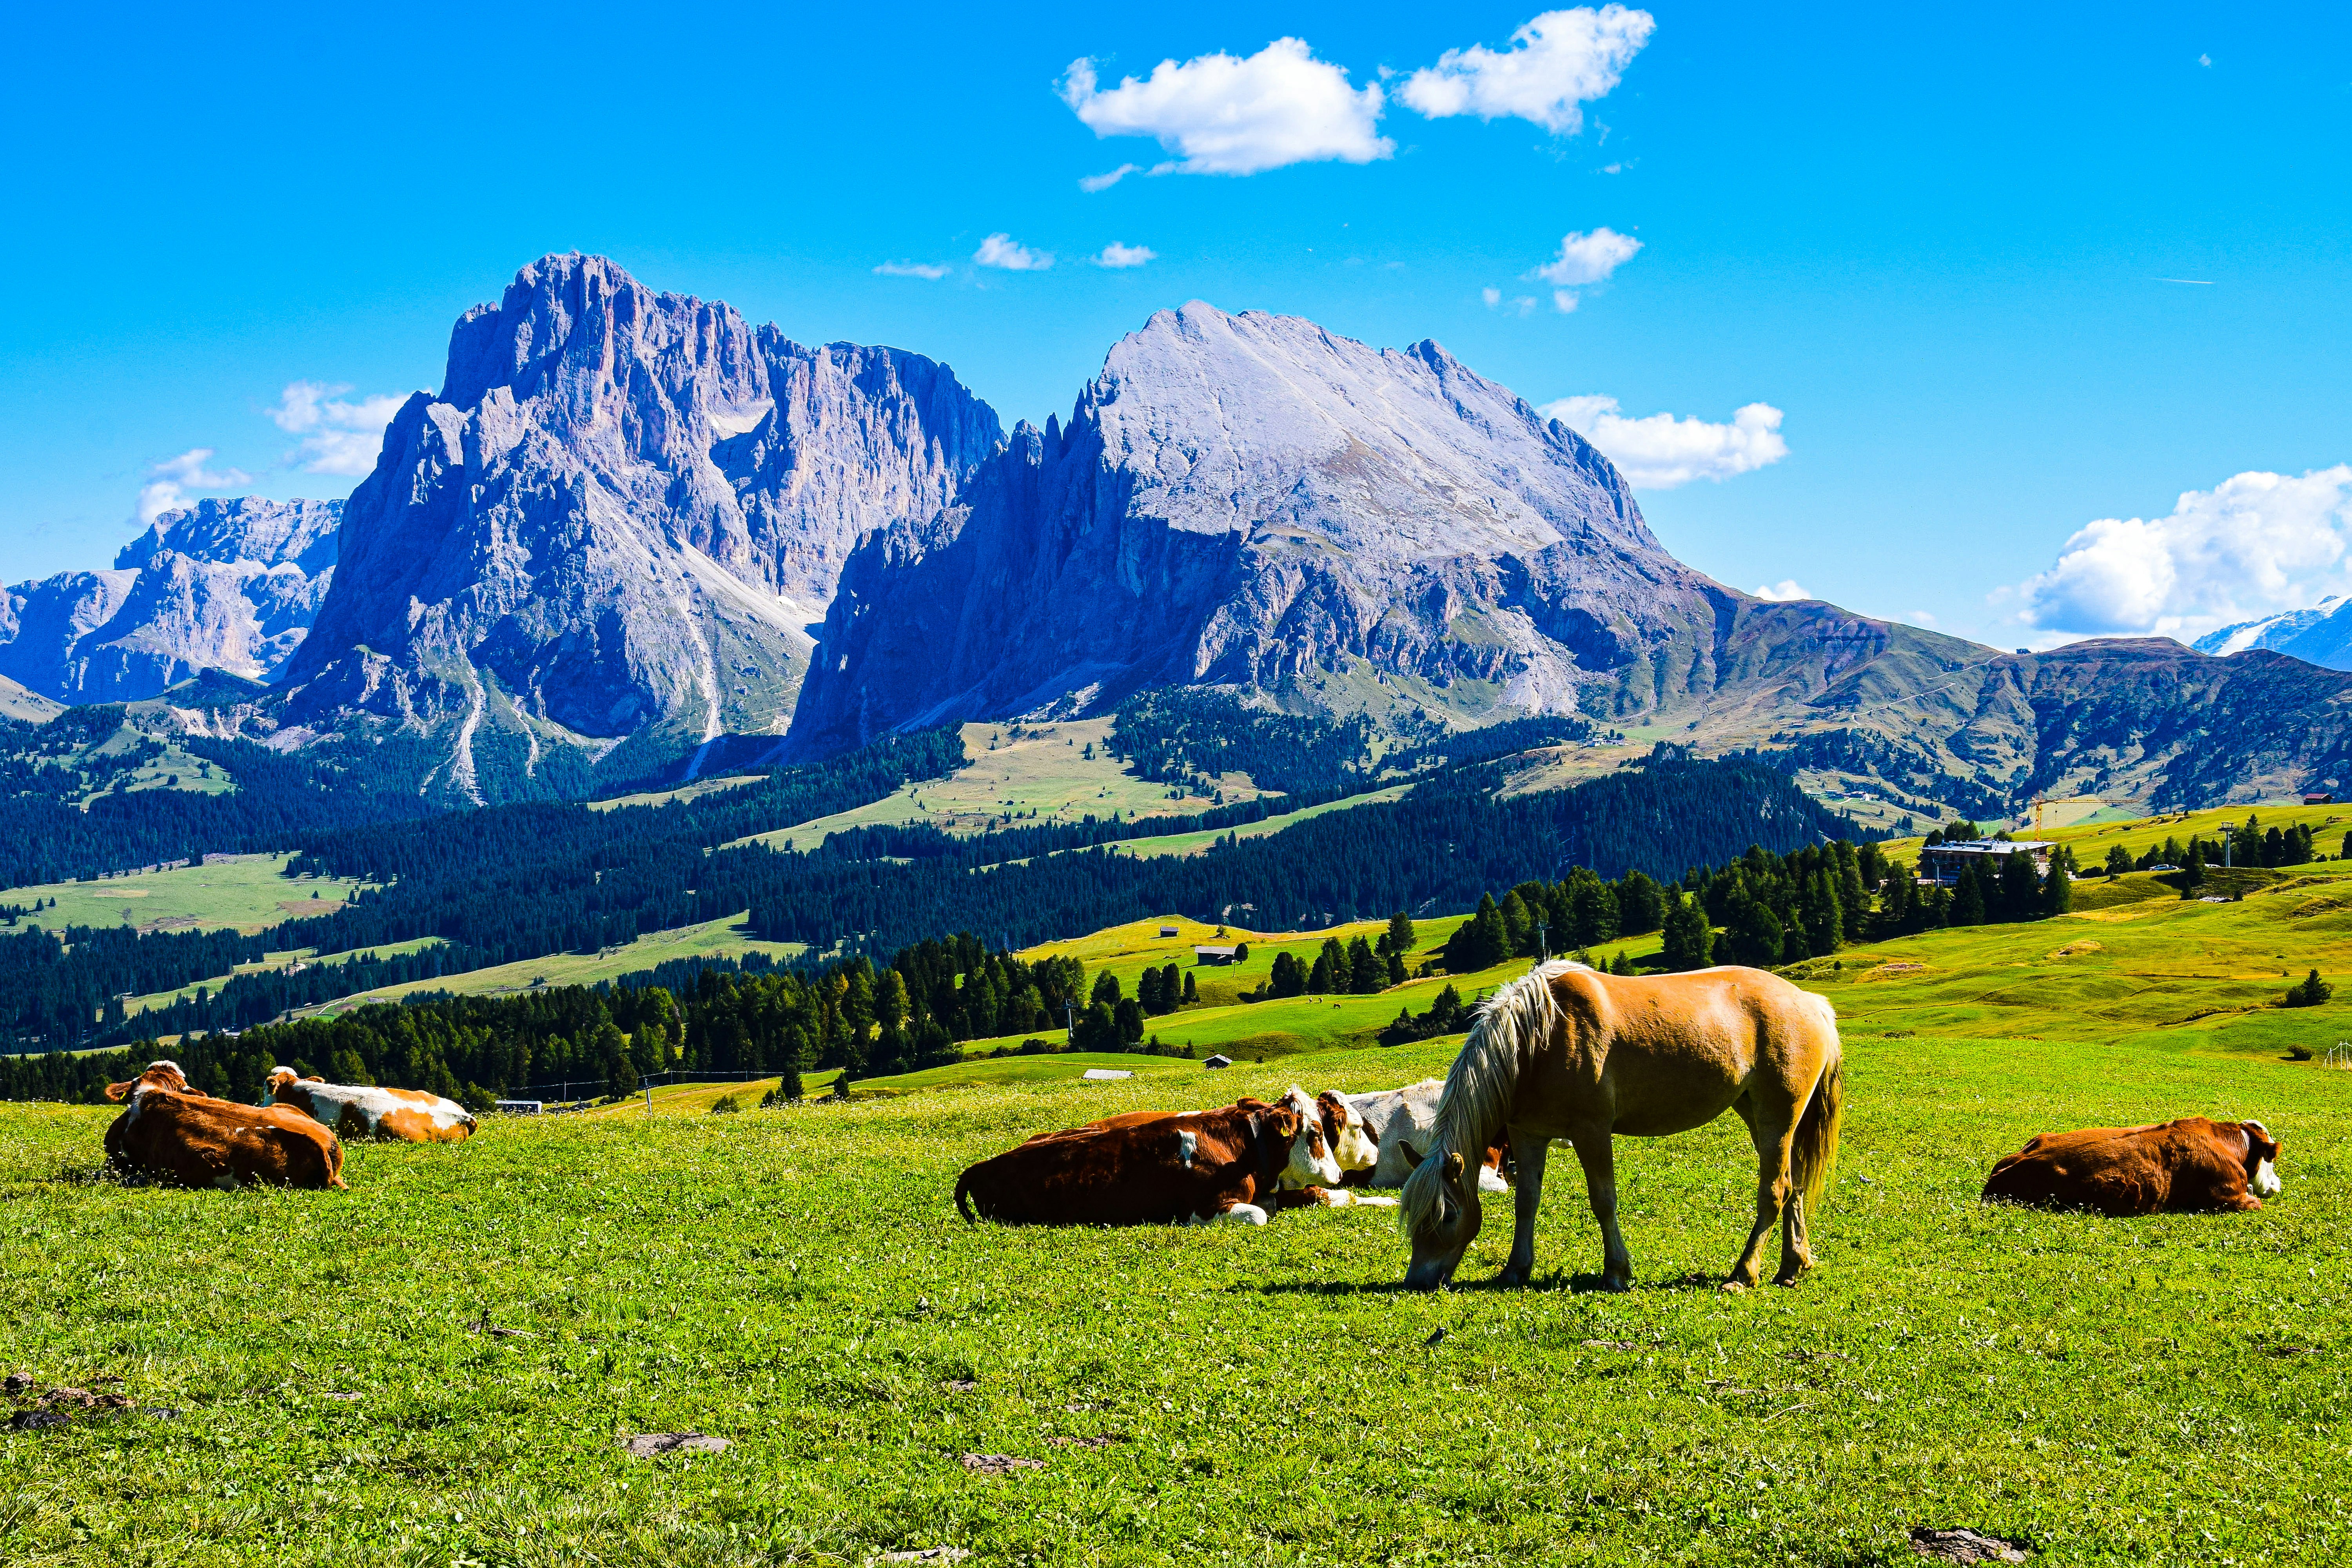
left=265, top=1067, right=477, bottom=1143
left=1265, top=1080, right=1511, bottom=1202
left=955, top=1096, right=1341, bottom=1226
left=1982, top=1117, right=2282, bottom=1216
left=103, top=1061, right=346, bottom=1190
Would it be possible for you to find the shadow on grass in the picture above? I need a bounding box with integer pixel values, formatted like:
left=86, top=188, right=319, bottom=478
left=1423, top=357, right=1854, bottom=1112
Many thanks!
left=1242, top=1269, right=1726, bottom=1297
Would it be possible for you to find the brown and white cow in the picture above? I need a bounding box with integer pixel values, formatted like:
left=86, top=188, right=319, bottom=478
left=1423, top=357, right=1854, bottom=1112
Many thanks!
left=1982, top=1117, right=2282, bottom=1217
left=1272, top=1085, right=1390, bottom=1208
left=103, top=1061, right=346, bottom=1190
left=955, top=1096, right=1341, bottom=1226
left=265, top=1067, right=476, bottom=1143
left=1332, top=1080, right=1513, bottom=1193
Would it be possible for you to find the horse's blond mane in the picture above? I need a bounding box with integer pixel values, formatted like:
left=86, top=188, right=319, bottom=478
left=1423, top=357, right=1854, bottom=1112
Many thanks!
left=1399, top=960, right=1578, bottom=1236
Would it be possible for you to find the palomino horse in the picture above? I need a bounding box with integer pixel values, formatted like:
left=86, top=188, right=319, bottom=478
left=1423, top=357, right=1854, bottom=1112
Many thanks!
left=1400, top=960, right=1843, bottom=1292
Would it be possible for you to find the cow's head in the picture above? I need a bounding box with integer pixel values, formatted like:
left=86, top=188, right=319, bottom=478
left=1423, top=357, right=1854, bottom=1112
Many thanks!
left=1317, top=1089, right=1381, bottom=1172
left=1259, top=1098, right=1341, bottom=1190
left=1400, top=1148, right=1482, bottom=1290
left=104, top=1060, right=193, bottom=1103
left=2241, top=1119, right=2283, bottom=1198
left=264, top=1066, right=301, bottom=1098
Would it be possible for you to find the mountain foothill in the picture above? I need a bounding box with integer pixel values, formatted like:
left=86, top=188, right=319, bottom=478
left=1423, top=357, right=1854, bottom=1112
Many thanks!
left=6, top=252, right=2350, bottom=819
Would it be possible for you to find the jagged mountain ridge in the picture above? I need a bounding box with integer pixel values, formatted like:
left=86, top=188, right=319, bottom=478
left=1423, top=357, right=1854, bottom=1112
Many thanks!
left=791, top=303, right=1996, bottom=758
left=0, top=497, right=343, bottom=703
left=279, top=253, right=1003, bottom=801
left=789, top=300, right=2352, bottom=812
left=2194, top=596, right=2352, bottom=671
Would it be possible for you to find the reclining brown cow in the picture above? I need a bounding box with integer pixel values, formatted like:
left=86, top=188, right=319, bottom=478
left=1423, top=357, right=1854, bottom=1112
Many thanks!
left=103, top=1061, right=347, bottom=1190
left=955, top=1096, right=1340, bottom=1226
left=1982, top=1116, right=2280, bottom=1216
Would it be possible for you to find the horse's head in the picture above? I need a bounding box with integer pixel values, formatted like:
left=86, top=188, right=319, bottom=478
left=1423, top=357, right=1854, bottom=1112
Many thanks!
left=1399, top=1149, right=1482, bottom=1289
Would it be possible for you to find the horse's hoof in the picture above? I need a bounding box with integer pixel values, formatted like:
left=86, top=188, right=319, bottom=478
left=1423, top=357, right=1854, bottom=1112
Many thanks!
left=1494, top=1265, right=1532, bottom=1288
left=1601, top=1273, right=1633, bottom=1294
left=1772, top=1265, right=1811, bottom=1289
left=1719, top=1277, right=1752, bottom=1295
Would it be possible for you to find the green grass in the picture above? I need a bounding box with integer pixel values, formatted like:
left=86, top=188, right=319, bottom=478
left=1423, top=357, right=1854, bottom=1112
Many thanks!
left=733, top=719, right=1269, bottom=852
left=0, top=852, right=371, bottom=935
left=1782, top=865, right=2352, bottom=1055
left=122, top=936, right=446, bottom=1024
left=3, top=1025, right=2346, bottom=1564
left=585, top=774, right=766, bottom=812
left=294, top=912, right=810, bottom=1017
left=1880, top=797, right=2352, bottom=863
left=999, top=914, right=1661, bottom=1053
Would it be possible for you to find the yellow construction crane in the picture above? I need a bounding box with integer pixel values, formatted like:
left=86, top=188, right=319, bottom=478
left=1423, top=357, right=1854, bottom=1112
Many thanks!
left=2032, top=794, right=2046, bottom=836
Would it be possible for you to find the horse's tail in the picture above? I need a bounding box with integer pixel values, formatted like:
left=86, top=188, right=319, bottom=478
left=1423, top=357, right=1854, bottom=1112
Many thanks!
left=954, top=1167, right=980, bottom=1224
left=1791, top=1045, right=1843, bottom=1215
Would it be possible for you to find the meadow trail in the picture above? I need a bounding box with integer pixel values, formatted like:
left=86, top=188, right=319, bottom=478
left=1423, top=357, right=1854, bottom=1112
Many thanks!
left=3, top=1032, right=2347, bottom=1565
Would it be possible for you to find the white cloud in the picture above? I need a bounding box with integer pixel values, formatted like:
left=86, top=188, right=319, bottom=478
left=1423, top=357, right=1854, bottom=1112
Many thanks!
left=1093, top=241, right=1156, bottom=269
left=1481, top=287, right=1538, bottom=316
left=1534, top=227, right=1641, bottom=285
left=1060, top=40, right=1390, bottom=176
left=2198, top=52, right=2212, bottom=67
left=1540, top=395, right=1790, bottom=488
left=973, top=233, right=1053, bottom=271
left=875, top=260, right=951, bottom=279
left=1400, top=5, right=1655, bottom=135
left=1754, top=580, right=1809, bottom=602
left=134, top=448, right=252, bottom=525
left=267, top=380, right=403, bottom=477
left=1529, top=226, right=1641, bottom=310
left=1079, top=163, right=1140, bottom=192
left=2010, top=465, right=2352, bottom=640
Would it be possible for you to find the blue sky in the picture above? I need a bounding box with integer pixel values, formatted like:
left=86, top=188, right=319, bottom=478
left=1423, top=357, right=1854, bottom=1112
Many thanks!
left=3, top=2, right=2347, bottom=649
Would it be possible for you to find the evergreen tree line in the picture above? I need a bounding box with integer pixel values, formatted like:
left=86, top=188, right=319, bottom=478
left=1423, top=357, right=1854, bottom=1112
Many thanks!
left=1261, top=913, right=1419, bottom=998
left=740, top=752, right=1858, bottom=958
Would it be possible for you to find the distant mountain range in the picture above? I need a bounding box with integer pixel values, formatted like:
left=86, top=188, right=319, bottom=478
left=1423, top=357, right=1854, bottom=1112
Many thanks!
left=0, top=497, right=339, bottom=704
left=2194, top=597, right=2352, bottom=670
left=10, top=253, right=2352, bottom=817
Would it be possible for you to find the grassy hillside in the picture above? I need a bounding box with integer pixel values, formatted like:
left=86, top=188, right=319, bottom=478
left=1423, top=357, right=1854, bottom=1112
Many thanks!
left=735, top=719, right=1269, bottom=851
left=2, top=1024, right=2342, bottom=1564
left=287, top=912, right=809, bottom=1020
left=1, top=851, right=369, bottom=935
left=1880, top=796, right=2352, bottom=863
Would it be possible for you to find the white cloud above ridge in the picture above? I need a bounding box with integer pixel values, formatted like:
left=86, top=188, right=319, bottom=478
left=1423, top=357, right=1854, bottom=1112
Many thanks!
left=1094, top=241, right=1156, bottom=268
left=1540, top=395, right=1789, bottom=488
left=1754, top=579, right=1809, bottom=602
left=1400, top=5, right=1655, bottom=135
left=974, top=234, right=1053, bottom=270
left=267, top=380, right=403, bottom=477
left=1534, top=227, right=1641, bottom=286
left=2009, top=465, right=2352, bottom=640
left=875, top=260, right=951, bottom=279
left=134, top=447, right=252, bottom=525
left=1059, top=40, right=1390, bottom=176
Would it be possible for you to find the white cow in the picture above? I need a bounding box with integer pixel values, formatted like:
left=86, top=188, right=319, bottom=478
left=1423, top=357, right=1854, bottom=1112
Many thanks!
left=265, top=1067, right=476, bottom=1143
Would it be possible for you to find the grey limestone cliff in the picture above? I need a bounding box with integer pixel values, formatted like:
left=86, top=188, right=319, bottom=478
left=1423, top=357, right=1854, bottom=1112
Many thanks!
left=788, top=302, right=1969, bottom=758
left=0, top=497, right=343, bottom=702
left=280, top=253, right=1002, bottom=801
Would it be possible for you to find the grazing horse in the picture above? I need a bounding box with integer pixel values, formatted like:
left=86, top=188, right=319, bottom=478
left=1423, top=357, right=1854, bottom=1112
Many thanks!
left=1399, top=960, right=1843, bottom=1292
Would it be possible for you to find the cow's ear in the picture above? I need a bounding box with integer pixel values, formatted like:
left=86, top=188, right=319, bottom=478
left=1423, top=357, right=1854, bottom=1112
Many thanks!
left=103, top=1080, right=133, bottom=1102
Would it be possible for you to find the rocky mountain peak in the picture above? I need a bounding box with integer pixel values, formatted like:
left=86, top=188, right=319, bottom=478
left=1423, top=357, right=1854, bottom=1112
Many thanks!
left=116, top=497, right=342, bottom=575
left=279, top=254, right=1003, bottom=800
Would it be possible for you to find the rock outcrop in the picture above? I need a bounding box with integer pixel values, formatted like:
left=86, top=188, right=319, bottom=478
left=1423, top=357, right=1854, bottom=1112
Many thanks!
left=788, top=302, right=1988, bottom=758
left=279, top=253, right=1002, bottom=800
left=0, top=497, right=342, bottom=703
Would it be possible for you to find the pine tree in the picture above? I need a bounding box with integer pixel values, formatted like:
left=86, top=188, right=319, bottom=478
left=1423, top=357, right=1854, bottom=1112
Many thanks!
left=1381, top=909, right=1416, bottom=958
left=1951, top=864, right=1987, bottom=926
left=1346, top=935, right=1381, bottom=993
left=1726, top=899, right=1784, bottom=968
left=1660, top=891, right=1714, bottom=972
left=1799, top=870, right=1842, bottom=956
left=1501, top=891, right=1535, bottom=957
left=1181, top=969, right=1198, bottom=1003
left=1615, top=869, right=1665, bottom=936
left=1999, top=849, right=2041, bottom=920
left=2040, top=858, right=2072, bottom=916
left=2283, top=969, right=2333, bottom=1008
